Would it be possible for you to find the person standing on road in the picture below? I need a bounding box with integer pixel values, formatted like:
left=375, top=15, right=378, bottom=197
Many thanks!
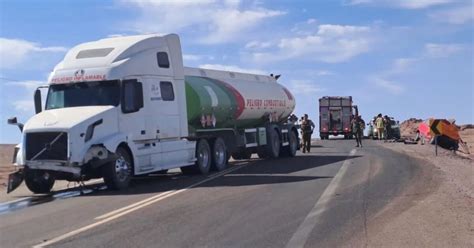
left=382, top=115, right=390, bottom=141
left=375, top=114, right=385, bottom=140
left=352, top=115, right=365, bottom=147
left=301, top=114, right=315, bottom=153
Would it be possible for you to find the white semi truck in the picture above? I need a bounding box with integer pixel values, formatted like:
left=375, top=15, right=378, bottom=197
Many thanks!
left=7, top=34, right=298, bottom=194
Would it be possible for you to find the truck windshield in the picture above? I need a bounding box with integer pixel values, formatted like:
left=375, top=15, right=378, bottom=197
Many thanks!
left=46, top=80, right=120, bottom=110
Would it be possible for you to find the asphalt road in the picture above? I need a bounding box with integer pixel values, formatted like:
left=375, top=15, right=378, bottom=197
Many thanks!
left=0, top=139, right=419, bottom=248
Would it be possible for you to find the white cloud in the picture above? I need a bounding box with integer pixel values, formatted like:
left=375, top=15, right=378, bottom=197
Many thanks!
left=0, top=38, right=67, bottom=69
left=12, top=100, right=34, bottom=112
left=251, top=24, right=373, bottom=63
left=288, top=79, right=325, bottom=95
left=316, top=70, right=335, bottom=76
left=347, top=0, right=455, bottom=9
left=245, top=40, right=273, bottom=49
left=7, top=80, right=44, bottom=90
left=203, top=8, right=285, bottom=44
left=429, top=5, right=473, bottom=24
left=120, top=0, right=285, bottom=44
left=372, top=77, right=404, bottom=94
left=424, top=43, right=464, bottom=58
left=199, top=63, right=267, bottom=75
left=389, top=57, right=419, bottom=74
left=183, top=54, right=203, bottom=62
left=2, top=80, right=46, bottom=112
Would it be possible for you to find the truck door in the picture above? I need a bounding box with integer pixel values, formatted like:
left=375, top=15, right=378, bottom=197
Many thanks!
left=143, top=76, right=181, bottom=169
left=143, top=76, right=180, bottom=140
left=118, top=77, right=160, bottom=174
left=329, top=108, right=342, bottom=131
left=118, top=78, right=151, bottom=141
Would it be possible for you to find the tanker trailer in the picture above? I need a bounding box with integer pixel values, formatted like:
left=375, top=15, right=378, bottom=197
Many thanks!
left=183, top=68, right=297, bottom=166
left=7, top=34, right=299, bottom=194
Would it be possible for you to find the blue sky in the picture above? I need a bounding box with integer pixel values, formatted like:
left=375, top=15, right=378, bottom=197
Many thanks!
left=0, top=0, right=472, bottom=143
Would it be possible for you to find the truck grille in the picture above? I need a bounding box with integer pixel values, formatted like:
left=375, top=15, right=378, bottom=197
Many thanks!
left=25, top=132, right=68, bottom=161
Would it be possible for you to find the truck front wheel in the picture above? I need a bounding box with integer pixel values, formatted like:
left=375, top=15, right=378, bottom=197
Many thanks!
left=24, top=168, right=55, bottom=194
left=102, top=147, right=133, bottom=190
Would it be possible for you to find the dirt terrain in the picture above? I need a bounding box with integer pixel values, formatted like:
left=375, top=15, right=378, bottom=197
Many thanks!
left=349, top=127, right=473, bottom=247
left=0, top=144, right=16, bottom=189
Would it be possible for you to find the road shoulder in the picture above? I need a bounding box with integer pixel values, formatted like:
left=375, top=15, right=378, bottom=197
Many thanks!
left=349, top=141, right=473, bottom=247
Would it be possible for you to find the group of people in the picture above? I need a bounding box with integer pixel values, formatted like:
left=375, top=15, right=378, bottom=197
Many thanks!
left=289, top=113, right=366, bottom=150
left=373, top=114, right=393, bottom=140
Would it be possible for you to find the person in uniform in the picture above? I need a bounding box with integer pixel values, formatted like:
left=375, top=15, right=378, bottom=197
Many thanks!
left=352, top=115, right=365, bottom=147
left=384, top=115, right=392, bottom=141
left=375, top=114, right=385, bottom=140
left=300, top=114, right=315, bottom=153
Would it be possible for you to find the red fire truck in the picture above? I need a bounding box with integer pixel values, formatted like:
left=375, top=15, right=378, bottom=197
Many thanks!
left=319, top=96, right=358, bottom=140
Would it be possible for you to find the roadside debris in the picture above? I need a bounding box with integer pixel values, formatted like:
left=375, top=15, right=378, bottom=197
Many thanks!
left=398, top=118, right=472, bottom=156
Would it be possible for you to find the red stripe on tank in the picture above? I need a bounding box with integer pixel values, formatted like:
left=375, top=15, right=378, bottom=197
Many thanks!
left=282, top=86, right=294, bottom=101
left=214, top=79, right=245, bottom=119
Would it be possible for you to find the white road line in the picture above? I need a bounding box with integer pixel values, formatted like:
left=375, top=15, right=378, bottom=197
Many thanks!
left=285, top=149, right=357, bottom=248
left=34, top=164, right=248, bottom=248
left=95, top=165, right=239, bottom=220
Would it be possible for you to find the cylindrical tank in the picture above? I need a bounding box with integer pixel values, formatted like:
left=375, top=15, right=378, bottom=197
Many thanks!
left=185, top=75, right=295, bottom=133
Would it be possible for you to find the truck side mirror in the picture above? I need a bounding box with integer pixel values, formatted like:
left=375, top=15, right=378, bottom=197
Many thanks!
left=8, top=117, right=17, bottom=125
left=34, top=88, right=42, bottom=114
left=7, top=117, right=24, bottom=132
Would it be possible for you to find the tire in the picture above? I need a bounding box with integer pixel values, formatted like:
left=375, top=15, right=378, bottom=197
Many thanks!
left=102, top=146, right=133, bottom=190
left=281, top=130, right=297, bottom=157
left=267, top=128, right=280, bottom=158
left=211, top=137, right=228, bottom=171
left=181, top=139, right=212, bottom=175
left=24, top=168, right=55, bottom=194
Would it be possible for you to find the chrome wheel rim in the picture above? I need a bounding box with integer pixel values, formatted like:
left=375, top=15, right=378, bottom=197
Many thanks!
left=115, top=156, right=130, bottom=182
left=199, top=148, right=209, bottom=168
left=214, top=142, right=226, bottom=166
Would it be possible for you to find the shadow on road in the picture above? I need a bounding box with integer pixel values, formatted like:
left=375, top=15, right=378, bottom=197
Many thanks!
left=92, top=154, right=361, bottom=196
left=0, top=154, right=361, bottom=213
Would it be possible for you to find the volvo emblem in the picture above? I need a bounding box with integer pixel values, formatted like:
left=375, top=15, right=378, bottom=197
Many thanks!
left=74, top=69, right=85, bottom=78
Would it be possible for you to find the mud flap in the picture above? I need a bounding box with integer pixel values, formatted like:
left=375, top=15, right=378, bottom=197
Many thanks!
left=7, top=170, right=24, bottom=194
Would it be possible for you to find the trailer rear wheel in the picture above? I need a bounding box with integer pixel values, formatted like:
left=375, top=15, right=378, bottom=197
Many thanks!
left=211, top=137, right=228, bottom=171
left=102, top=147, right=133, bottom=190
left=281, top=131, right=297, bottom=157
left=181, top=139, right=211, bottom=175
left=24, top=168, right=55, bottom=194
left=267, top=128, right=280, bottom=158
